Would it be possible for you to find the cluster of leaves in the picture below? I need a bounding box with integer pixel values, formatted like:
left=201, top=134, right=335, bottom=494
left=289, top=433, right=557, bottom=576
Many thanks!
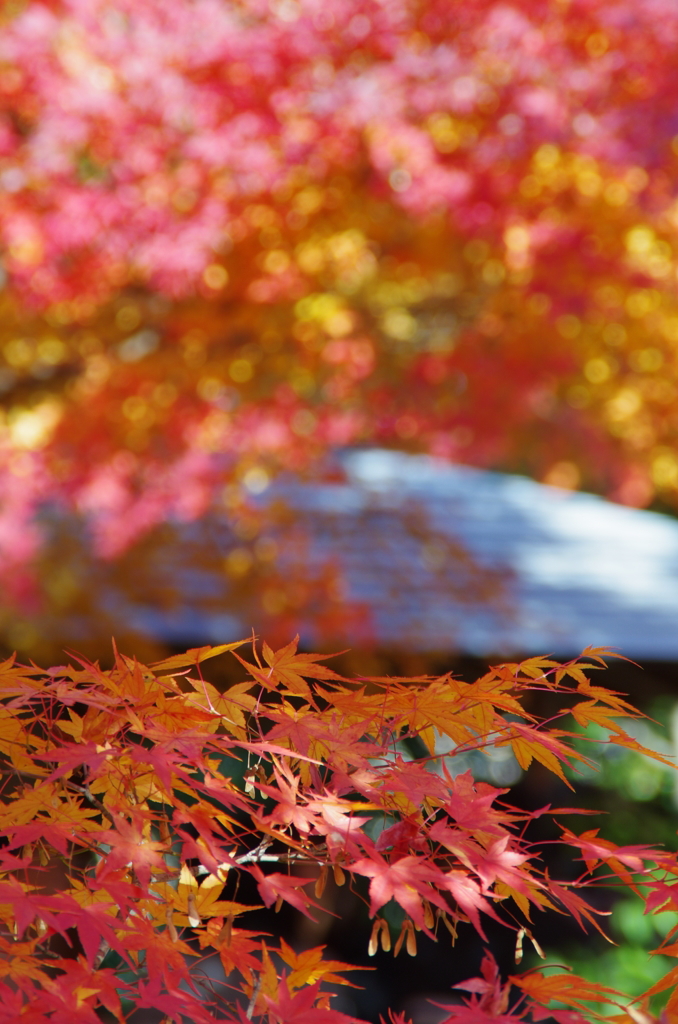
left=3, top=1, right=678, bottom=652
left=1, top=637, right=678, bottom=1023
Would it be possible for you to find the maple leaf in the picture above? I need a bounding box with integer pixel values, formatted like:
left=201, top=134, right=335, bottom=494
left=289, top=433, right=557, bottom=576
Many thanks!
left=37, top=957, right=128, bottom=1024
left=375, top=818, right=427, bottom=858
left=577, top=647, right=626, bottom=669
left=441, top=870, right=504, bottom=940
left=278, top=938, right=368, bottom=990
left=198, top=922, right=267, bottom=978
left=570, top=699, right=637, bottom=735
left=263, top=706, right=380, bottom=777
left=151, top=641, right=247, bottom=673
left=371, top=755, right=451, bottom=814
left=72, top=901, right=134, bottom=970
left=430, top=815, right=536, bottom=897
left=174, top=832, right=234, bottom=880
left=641, top=964, right=678, bottom=1000
left=307, top=791, right=373, bottom=842
left=573, top=677, right=640, bottom=714
left=122, top=916, right=198, bottom=981
left=94, top=815, right=170, bottom=888
left=544, top=878, right=612, bottom=939
left=134, top=972, right=215, bottom=1024
left=264, top=978, right=364, bottom=1024
left=436, top=954, right=513, bottom=1021
left=151, top=864, right=258, bottom=929
left=249, top=865, right=324, bottom=920
left=439, top=770, right=514, bottom=838
left=188, top=678, right=258, bottom=739
left=506, top=723, right=582, bottom=788
left=69, top=868, right=143, bottom=920
left=515, top=656, right=562, bottom=681
left=143, top=691, right=218, bottom=736
left=262, top=636, right=346, bottom=695
left=234, top=639, right=343, bottom=703
left=468, top=835, right=534, bottom=895
left=351, top=850, right=448, bottom=933
left=644, top=879, right=678, bottom=917
left=0, top=884, right=133, bottom=983
left=3, top=808, right=102, bottom=857
left=554, top=827, right=667, bottom=915
left=559, top=827, right=658, bottom=882
left=605, top=732, right=677, bottom=768
left=32, top=740, right=116, bottom=784
left=256, top=758, right=318, bottom=834
left=510, top=970, right=624, bottom=1014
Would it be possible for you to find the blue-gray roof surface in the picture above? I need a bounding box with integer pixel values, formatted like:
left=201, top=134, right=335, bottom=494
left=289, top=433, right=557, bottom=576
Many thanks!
left=133, top=449, right=678, bottom=660
left=330, top=450, right=678, bottom=658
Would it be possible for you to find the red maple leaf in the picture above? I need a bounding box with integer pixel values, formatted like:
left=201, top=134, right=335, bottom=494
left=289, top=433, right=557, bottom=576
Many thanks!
left=351, top=850, right=447, bottom=933
left=248, top=865, right=323, bottom=920
left=265, top=978, right=364, bottom=1024
left=95, top=815, right=169, bottom=888
left=442, top=871, right=503, bottom=940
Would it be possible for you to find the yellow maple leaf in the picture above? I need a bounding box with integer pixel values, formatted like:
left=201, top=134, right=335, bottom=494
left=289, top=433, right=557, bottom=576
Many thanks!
left=278, top=938, right=366, bottom=990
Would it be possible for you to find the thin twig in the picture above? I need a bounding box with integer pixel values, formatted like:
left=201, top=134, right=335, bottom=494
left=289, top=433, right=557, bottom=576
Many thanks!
left=238, top=852, right=319, bottom=864
left=245, top=974, right=262, bottom=1020
left=93, top=938, right=111, bottom=970
left=234, top=838, right=272, bottom=865
left=67, top=781, right=116, bottom=825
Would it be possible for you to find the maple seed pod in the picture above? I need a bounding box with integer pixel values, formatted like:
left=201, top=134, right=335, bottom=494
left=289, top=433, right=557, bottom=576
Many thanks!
left=333, top=863, right=346, bottom=886
left=394, top=922, right=407, bottom=957
left=165, top=905, right=178, bottom=943
left=401, top=925, right=417, bottom=954
left=315, top=865, right=328, bottom=898
left=440, top=911, right=458, bottom=944
left=217, top=915, right=234, bottom=946
left=423, top=901, right=435, bottom=930
left=522, top=929, right=548, bottom=958
left=275, top=895, right=284, bottom=913
left=406, top=922, right=417, bottom=957
left=515, top=927, right=525, bottom=964
left=379, top=919, right=391, bottom=952
left=368, top=919, right=381, bottom=956
left=187, top=892, right=201, bottom=928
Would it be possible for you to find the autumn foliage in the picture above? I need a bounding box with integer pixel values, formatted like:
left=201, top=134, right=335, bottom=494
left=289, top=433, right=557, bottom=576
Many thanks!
left=1, top=637, right=677, bottom=1023
left=2, top=5, right=678, bottom=1012
left=6, top=1, right=678, bottom=655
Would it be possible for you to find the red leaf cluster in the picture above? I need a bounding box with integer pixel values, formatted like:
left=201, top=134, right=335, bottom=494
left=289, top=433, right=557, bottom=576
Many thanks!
left=0, top=639, right=675, bottom=1022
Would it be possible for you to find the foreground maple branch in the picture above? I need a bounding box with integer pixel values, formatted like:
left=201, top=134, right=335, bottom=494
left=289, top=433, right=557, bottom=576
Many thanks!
left=0, top=639, right=675, bottom=1023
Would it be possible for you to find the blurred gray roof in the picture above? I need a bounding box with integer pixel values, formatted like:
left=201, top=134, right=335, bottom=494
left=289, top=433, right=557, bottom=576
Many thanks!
left=138, top=449, right=678, bottom=660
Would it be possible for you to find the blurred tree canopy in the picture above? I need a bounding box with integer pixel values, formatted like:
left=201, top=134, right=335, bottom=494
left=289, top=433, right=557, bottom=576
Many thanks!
left=3, top=0, right=678, bottom=657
